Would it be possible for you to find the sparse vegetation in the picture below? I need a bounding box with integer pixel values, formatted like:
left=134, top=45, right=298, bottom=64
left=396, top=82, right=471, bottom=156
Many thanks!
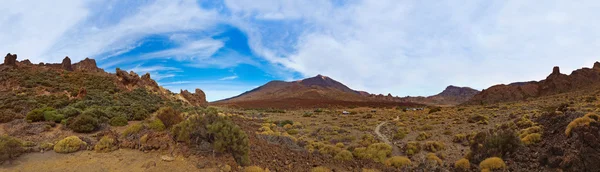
left=565, top=113, right=599, bottom=136
left=94, top=136, right=118, bottom=153
left=354, top=143, right=392, bottom=163
left=334, top=150, right=354, bottom=161
left=404, top=141, right=421, bottom=156
left=454, top=158, right=471, bottom=171
left=155, top=107, right=182, bottom=128
left=424, top=141, right=445, bottom=152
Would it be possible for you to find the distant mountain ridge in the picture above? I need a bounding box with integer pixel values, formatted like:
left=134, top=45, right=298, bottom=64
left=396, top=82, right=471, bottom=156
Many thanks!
left=400, top=85, right=480, bottom=106
left=465, top=62, right=600, bottom=105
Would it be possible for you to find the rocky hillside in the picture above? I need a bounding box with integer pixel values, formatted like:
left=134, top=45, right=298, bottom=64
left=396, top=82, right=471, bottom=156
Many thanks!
left=402, top=85, right=480, bottom=106
left=0, top=53, right=207, bottom=123
left=466, top=62, right=600, bottom=105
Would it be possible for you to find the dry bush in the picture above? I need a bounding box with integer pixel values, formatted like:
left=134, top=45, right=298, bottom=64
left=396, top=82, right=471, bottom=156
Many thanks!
left=479, top=157, right=506, bottom=171
left=155, top=107, right=182, bottom=128
left=454, top=158, right=471, bottom=171
left=311, top=166, right=331, bottom=172
left=416, top=132, right=431, bottom=141
left=334, top=150, right=354, bottom=161
left=0, top=135, right=23, bottom=162
left=565, top=113, right=599, bottom=137
left=94, top=135, right=118, bottom=153
left=424, top=141, right=445, bottom=152
left=384, top=156, right=412, bottom=168
left=354, top=143, right=392, bottom=163
left=468, top=124, right=520, bottom=163
left=405, top=141, right=421, bottom=156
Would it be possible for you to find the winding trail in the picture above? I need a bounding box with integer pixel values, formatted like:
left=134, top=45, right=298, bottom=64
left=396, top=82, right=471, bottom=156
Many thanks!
left=375, top=122, right=402, bottom=156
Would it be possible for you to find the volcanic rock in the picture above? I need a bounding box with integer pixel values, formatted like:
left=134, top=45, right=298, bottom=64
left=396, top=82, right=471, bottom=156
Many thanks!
left=180, top=89, right=208, bottom=107
left=73, top=58, right=103, bottom=72
left=4, top=53, right=17, bottom=66
left=62, top=56, right=73, bottom=71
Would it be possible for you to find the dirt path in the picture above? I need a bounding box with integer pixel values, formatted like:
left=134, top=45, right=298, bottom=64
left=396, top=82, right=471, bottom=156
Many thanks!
left=375, top=122, right=401, bottom=156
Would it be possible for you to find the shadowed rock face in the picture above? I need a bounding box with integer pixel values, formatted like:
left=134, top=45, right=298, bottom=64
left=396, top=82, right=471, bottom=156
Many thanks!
left=180, top=89, right=208, bottom=107
left=62, top=57, right=73, bottom=71
left=115, top=68, right=159, bottom=90
left=466, top=62, right=600, bottom=105
left=4, top=53, right=17, bottom=66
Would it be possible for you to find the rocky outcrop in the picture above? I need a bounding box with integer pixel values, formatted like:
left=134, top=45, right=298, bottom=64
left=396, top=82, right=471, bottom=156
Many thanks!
left=77, top=87, right=87, bottom=99
left=180, top=89, right=208, bottom=107
left=62, top=57, right=73, bottom=71
left=73, top=58, right=103, bottom=72
left=4, top=53, right=17, bottom=66
left=466, top=62, right=600, bottom=105
left=115, top=68, right=159, bottom=90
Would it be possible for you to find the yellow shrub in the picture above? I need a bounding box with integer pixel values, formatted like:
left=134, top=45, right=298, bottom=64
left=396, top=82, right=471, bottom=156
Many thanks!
left=54, top=136, right=87, bottom=153
left=319, top=144, right=342, bottom=156
left=479, top=157, right=506, bottom=171
left=384, top=156, right=411, bottom=168
left=453, top=134, right=467, bottom=143
left=454, top=158, right=470, bottom=171
left=311, top=166, right=331, bottom=172
left=335, top=142, right=345, bottom=148
left=122, top=123, right=144, bottom=137
left=521, top=133, right=541, bottom=145
left=334, top=150, right=354, bottom=161
left=244, top=166, right=265, bottom=172
left=283, top=124, right=293, bottom=130
left=416, top=132, right=430, bottom=141
left=361, top=169, right=380, bottom=172
left=405, top=141, right=421, bottom=156
left=353, top=143, right=392, bottom=163
left=424, top=141, right=445, bottom=152
left=94, top=136, right=118, bottom=153
left=565, top=113, right=599, bottom=136
left=426, top=153, right=442, bottom=165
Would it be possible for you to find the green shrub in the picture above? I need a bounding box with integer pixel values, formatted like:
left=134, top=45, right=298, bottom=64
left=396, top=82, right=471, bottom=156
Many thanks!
left=82, top=107, right=110, bottom=123
left=354, top=143, right=392, bottom=163
left=122, top=123, right=144, bottom=137
left=54, top=136, right=87, bottom=153
left=43, top=110, right=64, bottom=123
left=384, top=156, right=411, bottom=168
left=26, top=107, right=55, bottom=122
left=208, top=118, right=250, bottom=166
left=146, top=119, right=165, bottom=131
left=67, top=114, right=99, bottom=133
left=334, top=150, right=353, bottom=161
left=0, top=135, right=23, bottom=161
left=59, top=106, right=81, bottom=118
left=469, top=126, right=520, bottom=163
left=156, top=107, right=182, bottom=128
left=109, top=116, right=128, bottom=126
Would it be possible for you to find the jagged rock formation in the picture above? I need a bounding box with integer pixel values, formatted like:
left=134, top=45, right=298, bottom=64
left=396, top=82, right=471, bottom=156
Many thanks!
left=62, top=57, right=73, bottom=71
left=115, top=68, right=159, bottom=90
left=467, top=62, right=600, bottom=105
left=73, top=58, right=104, bottom=72
left=180, top=89, right=208, bottom=107
left=4, top=53, right=17, bottom=66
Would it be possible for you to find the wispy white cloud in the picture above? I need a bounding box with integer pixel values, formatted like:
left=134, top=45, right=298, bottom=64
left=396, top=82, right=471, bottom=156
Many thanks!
left=225, top=0, right=600, bottom=96
left=219, top=75, right=238, bottom=81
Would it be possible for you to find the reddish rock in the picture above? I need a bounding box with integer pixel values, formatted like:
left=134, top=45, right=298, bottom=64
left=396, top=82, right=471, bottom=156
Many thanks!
left=21, top=59, right=32, bottom=65
left=4, top=53, right=17, bottom=66
left=180, top=89, right=208, bottom=107
left=62, top=56, right=73, bottom=71
left=73, top=58, right=103, bottom=72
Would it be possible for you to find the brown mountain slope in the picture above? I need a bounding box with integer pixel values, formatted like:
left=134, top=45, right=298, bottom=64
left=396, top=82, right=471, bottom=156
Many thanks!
left=401, top=85, right=480, bottom=106
left=212, top=75, right=421, bottom=108
left=465, top=62, right=600, bottom=105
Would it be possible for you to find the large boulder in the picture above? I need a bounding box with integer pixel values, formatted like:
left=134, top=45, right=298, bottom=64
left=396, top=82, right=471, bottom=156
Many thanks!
left=180, top=89, right=208, bottom=107
left=3, top=53, right=17, bottom=66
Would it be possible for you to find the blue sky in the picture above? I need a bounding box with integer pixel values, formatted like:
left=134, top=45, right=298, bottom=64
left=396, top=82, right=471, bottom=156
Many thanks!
left=2, top=0, right=600, bottom=101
